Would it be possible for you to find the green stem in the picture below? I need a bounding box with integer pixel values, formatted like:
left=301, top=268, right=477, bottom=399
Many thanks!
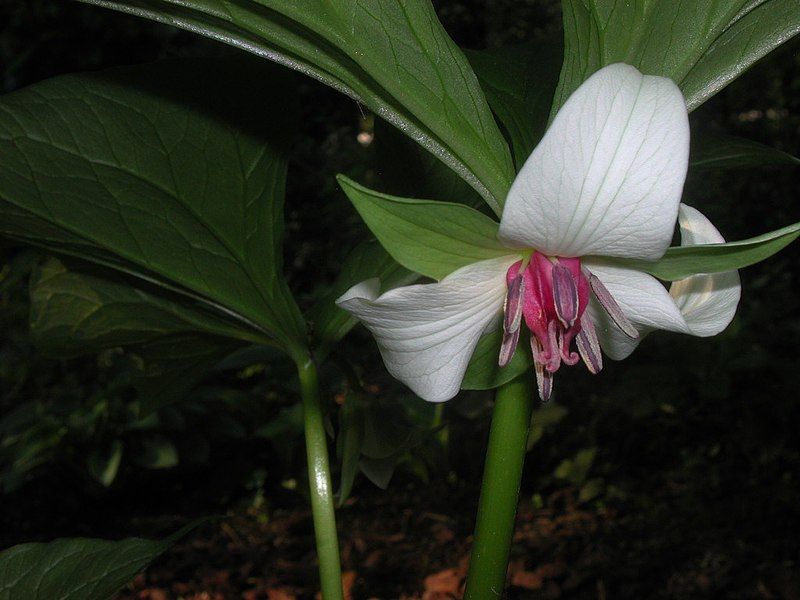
left=297, top=357, right=344, bottom=600
left=463, top=375, right=534, bottom=599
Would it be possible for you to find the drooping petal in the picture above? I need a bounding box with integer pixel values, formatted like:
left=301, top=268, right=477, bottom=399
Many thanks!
left=582, top=262, right=690, bottom=360
left=499, top=63, right=689, bottom=260
left=336, top=256, right=517, bottom=402
left=669, top=204, right=741, bottom=336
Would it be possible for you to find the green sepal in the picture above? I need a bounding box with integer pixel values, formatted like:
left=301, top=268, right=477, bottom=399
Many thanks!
left=337, top=176, right=512, bottom=281
left=607, top=220, right=800, bottom=281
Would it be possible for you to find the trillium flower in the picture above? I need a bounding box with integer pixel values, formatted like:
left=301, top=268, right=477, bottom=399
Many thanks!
left=337, top=64, right=741, bottom=402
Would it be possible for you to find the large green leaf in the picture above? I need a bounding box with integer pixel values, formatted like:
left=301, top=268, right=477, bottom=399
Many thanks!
left=691, top=131, right=800, bottom=170
left=307, top=240, right=415, bottom=361
left=554, top=0, right=800, bottom=114
left=0, top=521, right=200, bottom=600
left=337, top=176, right=512, bottom=281
left=608, top=219, right=800, bottom=280
left=466, top=40, right=563, bottom=169
left=78, top=0, right=515, bottom=214
left=0, top=56, right=307, bottom=359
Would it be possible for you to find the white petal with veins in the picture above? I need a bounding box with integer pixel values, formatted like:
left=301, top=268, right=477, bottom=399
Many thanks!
left=336, top=256, right=517, bottom=402
left=499, top=63, right=689, bottom=260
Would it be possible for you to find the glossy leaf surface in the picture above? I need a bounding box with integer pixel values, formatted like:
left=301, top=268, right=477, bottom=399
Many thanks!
left=337, top=176, right=511, bottom=281
left=608, top=220, right=800, bottom=280
left=78, top=0, right=515, bottom=212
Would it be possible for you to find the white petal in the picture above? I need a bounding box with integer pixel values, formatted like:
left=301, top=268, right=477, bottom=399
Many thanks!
left=499, top=63, right=689, bottom=260
left=336, top=256, right=516, bottom=402
left=669, top=204, right=741, bottom=336
left=583, top=261, right=689, bottom=360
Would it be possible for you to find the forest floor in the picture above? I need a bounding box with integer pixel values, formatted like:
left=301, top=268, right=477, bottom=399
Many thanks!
left=108, top=478, right=799, bottom=600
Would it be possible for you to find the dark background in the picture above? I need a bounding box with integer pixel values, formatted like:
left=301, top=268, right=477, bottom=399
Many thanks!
left=1, top=1, right=799, bottom=598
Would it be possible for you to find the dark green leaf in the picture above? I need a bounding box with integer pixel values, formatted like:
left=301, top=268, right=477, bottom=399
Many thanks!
left=78, top=0, right=515, bottom=213
left=554, top=0, right=800, bottom=114
left=0, top=521, right=201, bottom=600
left=0, top=57, right=306, bottom=358
left=358, top=455, right=396, bottom=490
left=466, top=39, right=562, bottom=168
left=132, top=334, right=242, bottom=415
left=337, top=176, right=510, bottom=281
left=87, top=440, right=123, bottom=487
left=134, top=436, right=179, bottom=469
left=691, top=131, right=800, bottom=170
left=607, top=219, right=800, bottom=280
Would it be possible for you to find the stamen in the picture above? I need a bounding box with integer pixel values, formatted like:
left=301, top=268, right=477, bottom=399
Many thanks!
left=576, top=314, right=603, bottom=374
left=531, top=338, right=553, bottom=402
left=552, top=264, right=579, bottom=328
left=498, top=327, right=520, bottom=367
left=586, top=271, right=639, bottom=339
left=503, top=273, right=525, bottom=334
left=545, top=321, right=561, bottom=373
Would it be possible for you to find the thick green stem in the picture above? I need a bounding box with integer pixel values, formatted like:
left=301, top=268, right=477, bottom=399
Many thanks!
left=297, top=358, right=344, bottom=600
left=464, top=375, right=534, bottom=599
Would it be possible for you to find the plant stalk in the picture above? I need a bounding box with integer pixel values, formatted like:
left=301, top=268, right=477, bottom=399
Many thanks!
left=463, top=375, right=534, bottom=599
left=297, top=357, right=344, bottom=600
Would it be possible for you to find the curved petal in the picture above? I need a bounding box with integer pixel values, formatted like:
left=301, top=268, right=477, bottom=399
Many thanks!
left=669, top=204, right=741, bottom=336
left=336, top=257, right=516, bottom=402
left=585, top=205, right=740, bottom=359
left=499, top=63, right=689, bottom=260
left=583, top=262, right=689, bottom=359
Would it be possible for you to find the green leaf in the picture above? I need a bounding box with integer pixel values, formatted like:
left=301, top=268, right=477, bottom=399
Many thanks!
left=554, top=0, right=800, bottom=114
left=691, top=131, right=800, bottom=170
left=0, top=56, right=306, bottom=358
left=87, top=440, right=123, bottom=487
left=133, top=335, right=242, bottom=415
left=78, top=0, right=515, bottom=213
left=461, top=329, right=530, bottom=391
left=466, top=39, right=563, bottom=168
left=554, top=447, right=596, bottom=485
left=0, top=521, right=201, bottom=600
left=608, top=220, right=800, bottom=280
left=134, top=436, right=179, bottom=469
left=337, top=176, right=511, bottom=281
left=308, top=240, right=415, bottom=361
